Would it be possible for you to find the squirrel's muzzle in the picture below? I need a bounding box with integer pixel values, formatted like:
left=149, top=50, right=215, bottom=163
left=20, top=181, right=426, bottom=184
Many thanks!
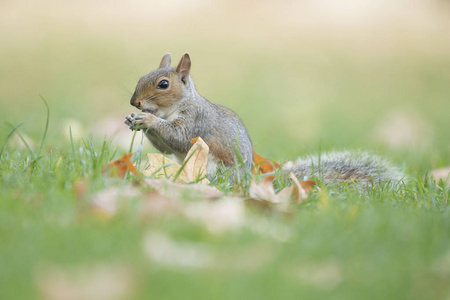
left=130, top=93, right=140, bottom=109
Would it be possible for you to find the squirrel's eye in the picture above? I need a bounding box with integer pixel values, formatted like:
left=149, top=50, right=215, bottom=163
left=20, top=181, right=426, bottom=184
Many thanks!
left=157, top=80, right=169, bottom=89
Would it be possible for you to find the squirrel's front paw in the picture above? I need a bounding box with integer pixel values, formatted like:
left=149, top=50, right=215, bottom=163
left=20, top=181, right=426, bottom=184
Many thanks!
left=124, top=112, right=157, bottom=131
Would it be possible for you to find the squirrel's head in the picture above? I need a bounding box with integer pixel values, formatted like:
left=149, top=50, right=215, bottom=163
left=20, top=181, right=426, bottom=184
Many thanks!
left=130, top=53, right=192, bottom=118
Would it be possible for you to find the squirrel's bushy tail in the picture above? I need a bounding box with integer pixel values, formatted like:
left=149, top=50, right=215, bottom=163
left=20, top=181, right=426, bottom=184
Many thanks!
left=282, top=151, right=406, bottom=189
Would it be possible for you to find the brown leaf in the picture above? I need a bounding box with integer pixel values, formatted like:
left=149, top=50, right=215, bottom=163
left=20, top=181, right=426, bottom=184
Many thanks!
left=101, top=153, right=140, bottom=179
left=142, top=137, right=210, bottom=184
left=249, top=173, right=315, bottom=204
left=253, top=150, right=280, bottom=174
left=249, top=176, right=277, bottom=202
left=277, top=173, right=316, bottom=204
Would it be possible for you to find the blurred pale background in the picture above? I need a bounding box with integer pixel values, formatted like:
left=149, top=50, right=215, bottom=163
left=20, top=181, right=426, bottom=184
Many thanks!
left=1, top=0, right=450, bottom=172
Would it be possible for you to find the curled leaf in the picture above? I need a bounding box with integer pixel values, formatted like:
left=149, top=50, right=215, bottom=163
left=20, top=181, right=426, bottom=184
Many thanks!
left=142, top=154, right=180, bottom=179
left=142, top=137, right=210, bottom=184
left=253, top=150, right=280, bottom=174
left=249, top=176, right=277, bottom=202
left=182, top=137, right=209, bottom=182
left=277, top=173, right=316, bottom=204
left=102, top=153, right=139, bottom=179
left=249, top=173, right=315, bottom=204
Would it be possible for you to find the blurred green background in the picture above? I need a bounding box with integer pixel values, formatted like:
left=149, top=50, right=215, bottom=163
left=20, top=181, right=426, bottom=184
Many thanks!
left=1, top=0, right=450, bottom=174
left=1, top=2, right=450, bottom=299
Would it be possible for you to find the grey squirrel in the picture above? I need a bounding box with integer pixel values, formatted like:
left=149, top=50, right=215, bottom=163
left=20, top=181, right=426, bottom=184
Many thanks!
left=124, top=53, right=253, bottom=179
left=125, top=53, right=404, bottom=187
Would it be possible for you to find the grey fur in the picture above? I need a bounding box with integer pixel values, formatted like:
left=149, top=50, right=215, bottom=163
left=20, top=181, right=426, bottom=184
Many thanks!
left=126, top=54, right=405, bottom=187
left=282, top=151, right=406, bottom=188
left=127, top=66, right=253, bottom=181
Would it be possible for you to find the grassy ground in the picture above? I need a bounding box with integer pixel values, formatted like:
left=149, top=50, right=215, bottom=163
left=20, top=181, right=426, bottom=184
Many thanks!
left=1, top=3, right=450, bottom=298
left=1, top=135, right=449, bottom=299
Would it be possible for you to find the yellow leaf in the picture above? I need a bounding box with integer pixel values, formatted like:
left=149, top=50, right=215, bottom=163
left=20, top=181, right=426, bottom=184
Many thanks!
left=142, top=153, right=180, bottom=179
left=142, top=137, right=210, bottom=184
left=181, top=137, right=209, bottom=184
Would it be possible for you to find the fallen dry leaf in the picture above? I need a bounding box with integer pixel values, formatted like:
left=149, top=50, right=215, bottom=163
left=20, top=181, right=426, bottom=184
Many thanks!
left=249, top=176, right=277, bottom=202
left=183, top=137, right=209, bottom=181
left=249, top=173, right=315, bottom=204
left=277, top=173, right=316, bottom=204
left=142, top=153, right=180, bottom=179
left=143, top=137, right=210, bottom=184
left=102, top=153, right=140, bottom=179
left=253, top=150, right=280, bottom=174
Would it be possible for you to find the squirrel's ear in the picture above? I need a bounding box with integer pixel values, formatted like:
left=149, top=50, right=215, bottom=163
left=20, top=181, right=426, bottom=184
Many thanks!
left=159, top=53, right=172, bottom=68
left=176, top=53, right=191, bottom=84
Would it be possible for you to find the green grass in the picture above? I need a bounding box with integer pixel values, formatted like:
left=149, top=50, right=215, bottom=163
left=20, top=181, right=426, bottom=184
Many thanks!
left=1, top=24, right=450, bottom=299
left=1, top=110, right=449, bottom=299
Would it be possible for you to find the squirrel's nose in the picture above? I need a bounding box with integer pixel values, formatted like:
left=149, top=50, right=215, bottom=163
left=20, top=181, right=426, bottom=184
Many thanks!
left=130, top=99, right=141, bottom=109
left=130, top=93, right=140, bottom=108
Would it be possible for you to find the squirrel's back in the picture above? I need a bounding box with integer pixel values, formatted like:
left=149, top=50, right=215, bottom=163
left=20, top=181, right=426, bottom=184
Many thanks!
left=192, top=96, right=253, bottom=175
left=283, top=151, right=405, bottom=188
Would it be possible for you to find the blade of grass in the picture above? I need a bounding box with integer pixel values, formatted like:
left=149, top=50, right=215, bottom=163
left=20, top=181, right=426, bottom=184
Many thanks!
left=4, top=121, right=34, bottom=158
left=37, top=94, right=50, bottom=157
left=128, top=127, right=139, bottom=153
left=0, top=122, right=24, bottom=162
left=69, top=126, right=76, bottom=158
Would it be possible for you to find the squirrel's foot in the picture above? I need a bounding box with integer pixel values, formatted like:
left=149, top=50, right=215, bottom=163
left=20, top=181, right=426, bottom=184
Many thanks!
left=124, top=112, right=157, bottom=131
